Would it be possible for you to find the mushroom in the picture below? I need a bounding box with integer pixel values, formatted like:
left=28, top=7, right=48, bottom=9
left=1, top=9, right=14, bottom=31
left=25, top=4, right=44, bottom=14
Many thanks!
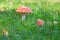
left=16, top=6, right=31, bottom=20
left=37, top=19, right=44, bottom=26
left=53, top=21, right=58, bottom=24
left=2, top=29, right=8, bottom=36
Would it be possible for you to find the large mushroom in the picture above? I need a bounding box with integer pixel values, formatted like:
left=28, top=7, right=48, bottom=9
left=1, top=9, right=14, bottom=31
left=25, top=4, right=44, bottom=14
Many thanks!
left=16, top=6, right=31, bottom=20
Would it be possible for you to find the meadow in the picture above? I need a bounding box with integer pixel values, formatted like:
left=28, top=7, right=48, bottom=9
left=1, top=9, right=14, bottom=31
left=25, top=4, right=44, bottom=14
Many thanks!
left=0, top=0, right=60, bottom=40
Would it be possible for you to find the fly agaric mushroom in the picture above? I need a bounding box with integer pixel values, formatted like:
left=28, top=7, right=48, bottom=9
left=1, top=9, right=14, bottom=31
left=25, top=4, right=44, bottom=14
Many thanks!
left=37, top=19, right=44, bottom=26
left=16, top=6, right=31, bottom=20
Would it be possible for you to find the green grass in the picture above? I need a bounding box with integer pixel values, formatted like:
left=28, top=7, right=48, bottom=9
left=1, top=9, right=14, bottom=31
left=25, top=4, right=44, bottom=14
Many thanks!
left=0, top=0, right=60, bottom=40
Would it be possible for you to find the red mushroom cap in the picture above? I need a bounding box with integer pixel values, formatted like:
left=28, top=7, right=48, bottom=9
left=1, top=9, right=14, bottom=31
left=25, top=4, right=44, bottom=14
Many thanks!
left=37, top=19, right=44, bottom=26
left=16, top=6, right=31, bottom=13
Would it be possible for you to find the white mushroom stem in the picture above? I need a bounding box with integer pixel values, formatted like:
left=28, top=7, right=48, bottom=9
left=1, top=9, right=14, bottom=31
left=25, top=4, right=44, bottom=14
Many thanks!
left=22, top=14, right=26, bottom=20
left=4, top=32, right=8, bottom=36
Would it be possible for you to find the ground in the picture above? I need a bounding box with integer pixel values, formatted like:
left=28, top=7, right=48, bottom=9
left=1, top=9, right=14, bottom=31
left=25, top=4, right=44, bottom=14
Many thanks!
left=0, top=0, right=60, bottom=40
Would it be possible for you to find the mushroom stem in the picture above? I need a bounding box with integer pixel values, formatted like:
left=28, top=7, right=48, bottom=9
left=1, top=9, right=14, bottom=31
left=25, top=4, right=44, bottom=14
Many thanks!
left=4, top=32, right=8, bottom=36
left=22, top=14, right=26, bottom=20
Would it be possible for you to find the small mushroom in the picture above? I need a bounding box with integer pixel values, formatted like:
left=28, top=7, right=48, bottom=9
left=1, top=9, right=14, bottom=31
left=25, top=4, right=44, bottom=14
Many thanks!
left=53, top=21, right=58, bottom=24
left=37, top=19, right=44, bottom=26
left=2, top=30, right=8, bottom=36
left=16, top=6, right=31, bottom=20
